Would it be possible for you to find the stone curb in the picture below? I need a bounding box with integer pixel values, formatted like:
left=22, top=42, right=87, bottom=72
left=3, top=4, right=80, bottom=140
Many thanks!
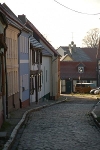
left=3, top=99, right=66, bottom=150
left=91, top=100, right=100, bottom=128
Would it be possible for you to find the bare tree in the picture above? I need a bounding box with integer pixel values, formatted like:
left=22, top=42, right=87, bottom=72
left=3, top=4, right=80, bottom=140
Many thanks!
left=82, top=28, right=100, bottom=48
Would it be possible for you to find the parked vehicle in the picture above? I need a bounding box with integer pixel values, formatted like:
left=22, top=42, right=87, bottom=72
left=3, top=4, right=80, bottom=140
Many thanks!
left=90, top=87, right=100, bottom=94
left=94, top=88, right=100, bottom=95
left=75, top=83, right=96, bottom=93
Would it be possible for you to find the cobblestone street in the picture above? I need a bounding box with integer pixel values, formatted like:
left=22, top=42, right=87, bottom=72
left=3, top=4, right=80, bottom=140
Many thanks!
left=12, top=98, right=100, bottom=150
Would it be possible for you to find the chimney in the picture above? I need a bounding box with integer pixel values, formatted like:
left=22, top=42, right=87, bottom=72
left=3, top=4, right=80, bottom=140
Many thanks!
left=18, top=14, right=27, bottom=24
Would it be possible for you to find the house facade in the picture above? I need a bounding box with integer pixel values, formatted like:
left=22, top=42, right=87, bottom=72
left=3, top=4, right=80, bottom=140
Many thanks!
left=18, top=15, right=60, bottom=100
left=41, top=51, right=52, bottom=100
left=40, top=39, right=60, bottom=100
left=6, top=25, right=20, bottom=111
left=0, top=3, right=61, bottom=128
left=18, top=29, right=32, bottom=108
left=0, top=10, right=7, bottom=127
left=1, top=3, right=23, bottom=112
left=29, top=36, right=44, bottom=103
left=57, top=42, right=97, bottom=93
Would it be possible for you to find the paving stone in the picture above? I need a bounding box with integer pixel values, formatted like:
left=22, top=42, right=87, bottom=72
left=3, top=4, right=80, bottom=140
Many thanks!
left=11, top=98, right=100, bottom=150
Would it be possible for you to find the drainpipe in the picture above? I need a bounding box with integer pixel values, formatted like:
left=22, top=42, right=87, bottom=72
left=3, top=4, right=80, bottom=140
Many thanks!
left=28, top=33, right=33, bottom=105
left=18, top=30, right=22, bottom=108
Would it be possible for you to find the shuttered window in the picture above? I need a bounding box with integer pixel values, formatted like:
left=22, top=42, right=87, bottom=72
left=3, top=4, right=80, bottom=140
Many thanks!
left=40, top=51, right=42, bottom=64
left=36, top=50, right=39, bottom=63
left=30, top=76, right=34, bottom=94
left=32, top=50, right=35, bottom=64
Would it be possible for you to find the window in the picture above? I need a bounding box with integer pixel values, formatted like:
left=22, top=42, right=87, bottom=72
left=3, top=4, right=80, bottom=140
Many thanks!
left=37, top=74, right=42, bottom=91
left=30, top=75, right=34, bottom=94
left=38, top=74, right=39, bottom=90
left=40, top=51, right=42, bottom=64
left=42, top=72, right=43, bottom=83
left=40, top=74, right=41, bottom=90
left=36, top=50, right=39, bottom=63
left=78, top=67, right=84, bottom=73
left=32, top=50, right=35, bottom=64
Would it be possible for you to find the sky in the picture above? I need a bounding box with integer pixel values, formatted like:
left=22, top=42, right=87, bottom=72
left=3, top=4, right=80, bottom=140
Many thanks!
left=0, top=0, right=100, bottom=48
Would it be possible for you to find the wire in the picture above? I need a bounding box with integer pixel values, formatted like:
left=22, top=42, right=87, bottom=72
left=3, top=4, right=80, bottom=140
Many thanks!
left=54, top=0, right=100, bottom=15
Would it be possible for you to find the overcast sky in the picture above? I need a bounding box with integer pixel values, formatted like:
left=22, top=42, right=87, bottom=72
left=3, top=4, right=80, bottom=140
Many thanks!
left=1, top=0, right=100, bottom=48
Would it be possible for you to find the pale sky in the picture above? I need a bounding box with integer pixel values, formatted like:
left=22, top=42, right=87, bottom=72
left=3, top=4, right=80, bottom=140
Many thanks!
left=0, top=0, right=100, bottom=48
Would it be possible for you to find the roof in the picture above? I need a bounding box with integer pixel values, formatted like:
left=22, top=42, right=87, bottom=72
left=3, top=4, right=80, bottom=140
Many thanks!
left=42, top=49, right=52, bottom=56
left=18, top=15, right=60, bottom=57
left=60, top=61, right=97, bottom=79
left=60, top=46, right=97, bottom=62
left=0, top=3, right=32, bottom=33
left=81, top=47, right=97, bottom=61
left=0, top=3, right=22, bottom=29
left=30, top=36, right=44, bottom=50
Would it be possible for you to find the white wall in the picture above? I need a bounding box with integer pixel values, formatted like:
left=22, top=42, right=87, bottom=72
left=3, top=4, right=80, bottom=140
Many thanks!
left=41, top=56, right=52, bottom=99
left=40, top=39, right=59, bottom=99
left=57, top=47, right=64, bottom=56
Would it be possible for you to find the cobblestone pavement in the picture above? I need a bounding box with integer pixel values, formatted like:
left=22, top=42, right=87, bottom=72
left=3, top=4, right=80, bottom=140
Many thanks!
left=12, top=98, right=100, bottom=150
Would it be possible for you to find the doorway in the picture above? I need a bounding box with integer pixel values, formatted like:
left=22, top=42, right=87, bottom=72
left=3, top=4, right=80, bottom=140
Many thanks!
left=66, top=80, right=71, bottom=93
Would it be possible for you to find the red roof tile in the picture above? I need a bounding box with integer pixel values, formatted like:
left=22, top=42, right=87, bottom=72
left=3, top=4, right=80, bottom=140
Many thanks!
left=60, top=61, right=97, bottom=79
left=80, top=47, right=97, bottom=61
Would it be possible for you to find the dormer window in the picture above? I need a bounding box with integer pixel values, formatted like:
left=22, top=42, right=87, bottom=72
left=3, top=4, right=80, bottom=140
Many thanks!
left=78, top=66, right=84, bottom=73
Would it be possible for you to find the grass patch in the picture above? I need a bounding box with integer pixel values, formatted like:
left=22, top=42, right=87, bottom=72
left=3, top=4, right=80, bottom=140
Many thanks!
left=0, top=121, right=11, bottom=131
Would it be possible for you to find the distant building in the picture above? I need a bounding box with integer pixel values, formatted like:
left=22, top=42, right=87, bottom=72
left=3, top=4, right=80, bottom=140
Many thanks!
left=57, top=42, right=97, bottom=93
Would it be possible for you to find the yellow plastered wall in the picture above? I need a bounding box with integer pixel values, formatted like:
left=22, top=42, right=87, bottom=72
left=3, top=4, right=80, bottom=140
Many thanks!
left=63, top=56, right=73, bottom=61
left=6, top=25, right=20, bottom=96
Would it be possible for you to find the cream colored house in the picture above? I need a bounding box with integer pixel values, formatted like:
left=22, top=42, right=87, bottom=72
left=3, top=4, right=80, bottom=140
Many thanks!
left=1, top=3, right=23, bottom=112
left=0, top=11, right=7, bottom=127
left=6, top=25, right=20, bottom=111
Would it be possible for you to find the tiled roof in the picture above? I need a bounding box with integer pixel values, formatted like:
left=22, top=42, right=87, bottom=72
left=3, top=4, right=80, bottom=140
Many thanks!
left=60, top=46, right=97, bottom=62
left=0, top=3, right=22, bottom=29
left=81, top=47, right=97, bottom=61
left=18, top=15, right=60, bottom=57
left=42, top=49, right=52, bottom=56
left=71, top=47, right=91, bottom=61
left=30, top=36, right=44, bottom=50
left=60, top=61, right=97, bottom=79
left=27, top=19, right=60, bottom=56
left=1, top=3, right=32, bottom=33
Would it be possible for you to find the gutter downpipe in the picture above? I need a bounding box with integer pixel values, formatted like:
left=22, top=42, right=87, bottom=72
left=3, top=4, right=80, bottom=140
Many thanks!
left=18, top=29, right=22, bottom=108
left=28, top=33, right=33, bottom=105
